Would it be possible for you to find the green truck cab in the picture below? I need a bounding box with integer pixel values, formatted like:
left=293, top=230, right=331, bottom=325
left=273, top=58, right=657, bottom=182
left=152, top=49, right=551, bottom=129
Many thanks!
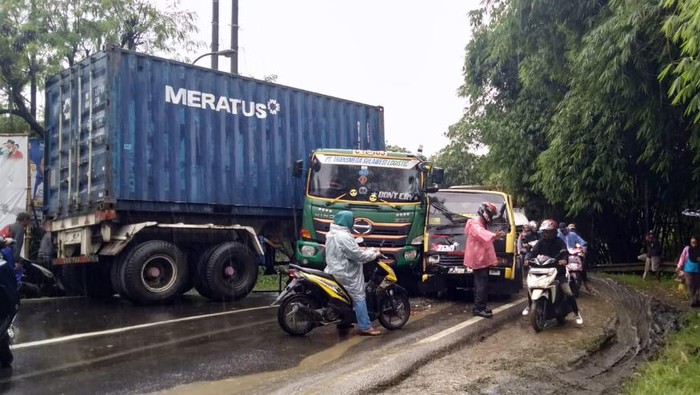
left=294, top=149, right=443, bottom=279
left=421, top=186, right=522, bottom=296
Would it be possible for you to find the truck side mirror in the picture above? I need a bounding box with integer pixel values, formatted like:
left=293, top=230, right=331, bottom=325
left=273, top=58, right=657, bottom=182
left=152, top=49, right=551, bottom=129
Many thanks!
left=431, top=167, right=444, bottom=185
left=292, top=159, right=304, bottom=178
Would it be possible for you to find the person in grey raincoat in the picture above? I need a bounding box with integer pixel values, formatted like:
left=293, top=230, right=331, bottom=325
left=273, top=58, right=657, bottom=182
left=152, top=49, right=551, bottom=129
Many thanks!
left=324, top=211, right=381, bottom=335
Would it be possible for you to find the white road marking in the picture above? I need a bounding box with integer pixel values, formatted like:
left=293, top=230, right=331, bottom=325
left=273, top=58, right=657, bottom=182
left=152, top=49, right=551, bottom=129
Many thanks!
left=416, top=298, right=527, bottom=344
left=11, top=305, right=275, bottom=350
left=21, top=296, right=84, bottom=303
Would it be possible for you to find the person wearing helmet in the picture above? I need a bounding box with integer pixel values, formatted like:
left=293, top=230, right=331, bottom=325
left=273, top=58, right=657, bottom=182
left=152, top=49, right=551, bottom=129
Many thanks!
left=559, top=222, right=587, bottom=251
left=517, top=221, right=540, bottom=291
left=529, top=221, right=539, bottom=234
left=517, top=221, right=539, bottom=260
left=324, top=211, right=381, bottom=335
left=523, top=219, right=583, bottom=325
left=565, top=223, right=593, bottom=294
left=463, top=202, right=506, bottom=318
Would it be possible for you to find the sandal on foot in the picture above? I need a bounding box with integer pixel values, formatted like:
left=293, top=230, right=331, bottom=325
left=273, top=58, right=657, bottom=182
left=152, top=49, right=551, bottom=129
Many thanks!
left=359, top=328, right=381, bottom=336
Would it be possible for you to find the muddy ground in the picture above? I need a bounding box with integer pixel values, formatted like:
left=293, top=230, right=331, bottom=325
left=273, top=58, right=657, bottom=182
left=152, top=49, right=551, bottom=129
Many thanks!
left=380, top=277, right=682, bottom=395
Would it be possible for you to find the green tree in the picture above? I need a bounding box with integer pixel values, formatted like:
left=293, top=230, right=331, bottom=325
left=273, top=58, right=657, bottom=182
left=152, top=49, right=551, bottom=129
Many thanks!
left=449, top=0, right=700, bottom=261
left=0, top=0, right=203, bottom=138
left=661, top=0, right=700, bottom=123
left=385, top=144, right=410, bottom=153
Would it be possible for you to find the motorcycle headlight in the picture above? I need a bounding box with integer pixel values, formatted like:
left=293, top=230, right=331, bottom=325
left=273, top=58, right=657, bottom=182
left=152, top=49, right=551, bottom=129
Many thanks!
left=411, top=236, right=424, bottom=245
left=300, top=245, right=316, bottom=257
left=403, top=249, right=418, bottom=261
left=427, top=255, right=440, bottom=264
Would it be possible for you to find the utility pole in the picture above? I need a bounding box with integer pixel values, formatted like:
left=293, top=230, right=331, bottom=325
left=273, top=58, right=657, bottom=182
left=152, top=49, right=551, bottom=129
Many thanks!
left=212, top=0, right=220, bottom=70
left=231, top=0, right=239, bottom=74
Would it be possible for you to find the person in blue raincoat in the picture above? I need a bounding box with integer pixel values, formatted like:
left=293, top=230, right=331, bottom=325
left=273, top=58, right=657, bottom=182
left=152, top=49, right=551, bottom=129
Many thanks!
left=0, top=236, right=19, bottom=369
left=324, top=211, right=381, bottom=336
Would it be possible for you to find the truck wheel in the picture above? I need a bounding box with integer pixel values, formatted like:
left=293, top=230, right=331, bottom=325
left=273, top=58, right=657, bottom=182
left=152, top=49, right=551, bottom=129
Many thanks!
left=110, top=258, right=130, bottom=300
left=194, top=245, right=218, bottom=299
left=203, top=242, right=258, bottom=302
left=121, top=240, right=188, bottom=304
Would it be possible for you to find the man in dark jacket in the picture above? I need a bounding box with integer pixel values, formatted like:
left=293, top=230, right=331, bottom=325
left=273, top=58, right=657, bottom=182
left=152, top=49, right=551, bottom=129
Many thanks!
left=6, top=212, right=30, bottom=262
left=0, top=236, right=19, bottom=369
left=523, top=219, right=583, bottom=325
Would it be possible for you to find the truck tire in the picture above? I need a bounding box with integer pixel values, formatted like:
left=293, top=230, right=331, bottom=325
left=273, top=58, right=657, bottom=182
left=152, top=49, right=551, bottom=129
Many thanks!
left=194, top=245, right=218, bottom=299
left=121, top=240, right=188, bottom=304
left=203, top=242, right=258, bottom=302
left=110, top=258, right=129, bottom=300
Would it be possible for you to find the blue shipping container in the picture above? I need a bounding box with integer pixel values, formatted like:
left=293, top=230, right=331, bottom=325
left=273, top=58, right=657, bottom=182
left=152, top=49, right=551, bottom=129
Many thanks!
left=44, top=45, right=384, bottom=220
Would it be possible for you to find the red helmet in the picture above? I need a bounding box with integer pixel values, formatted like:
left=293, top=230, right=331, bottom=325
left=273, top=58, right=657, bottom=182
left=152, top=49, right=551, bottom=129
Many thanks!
left=477, top=202, right=498, bottom=224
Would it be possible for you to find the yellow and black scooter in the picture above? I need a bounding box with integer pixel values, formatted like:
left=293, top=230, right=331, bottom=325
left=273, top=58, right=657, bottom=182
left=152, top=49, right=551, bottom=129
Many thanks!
left=273, top=256, right=411, bottom=336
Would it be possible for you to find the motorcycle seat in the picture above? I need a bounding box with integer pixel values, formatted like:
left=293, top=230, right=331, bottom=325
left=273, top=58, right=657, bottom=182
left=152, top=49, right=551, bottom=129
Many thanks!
left=290, top=264, right=337, bottom=281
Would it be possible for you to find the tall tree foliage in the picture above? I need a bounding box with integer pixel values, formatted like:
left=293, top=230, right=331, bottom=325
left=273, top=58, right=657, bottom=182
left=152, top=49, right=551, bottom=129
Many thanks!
left=0, top=0, right=202, bottom=137
left=451, top=0, right=700, bottom=261
left=661, top=0, right=700, bottom=124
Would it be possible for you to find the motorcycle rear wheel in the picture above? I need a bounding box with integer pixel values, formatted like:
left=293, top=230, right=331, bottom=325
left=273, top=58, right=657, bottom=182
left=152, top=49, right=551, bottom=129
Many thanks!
left=378, top=287, right=410, bottom=330
left=530, top=299, right=547, bottom=332
left=277, top=293, right=317, bottom=336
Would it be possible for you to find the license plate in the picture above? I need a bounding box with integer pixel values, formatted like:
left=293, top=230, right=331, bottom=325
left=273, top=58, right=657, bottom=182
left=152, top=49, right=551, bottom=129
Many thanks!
left=448, top=267, right=466, bottom=274
left=63, top=229, right=83, bottom=245
left=489, top=269, right=500, bottom=276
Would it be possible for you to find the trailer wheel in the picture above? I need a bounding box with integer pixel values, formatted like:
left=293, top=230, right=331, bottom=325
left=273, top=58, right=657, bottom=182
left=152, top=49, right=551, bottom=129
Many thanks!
left=110, top=258, right=128, bottom=299
left=203, top=242, right=258, bottom=302
left=194, top=245, right=218, bottom=299
left=121, top=240, right=188, bottom=304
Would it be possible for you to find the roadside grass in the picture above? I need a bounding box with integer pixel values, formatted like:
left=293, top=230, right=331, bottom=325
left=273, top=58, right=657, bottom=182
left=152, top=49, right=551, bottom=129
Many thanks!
left=606, top=273, right=687, bottom=302
left=624, top=312, right=700, bottom=395
left=253, top=266, right=286, bottom=292
left=605, top=274, right=699, bottom=394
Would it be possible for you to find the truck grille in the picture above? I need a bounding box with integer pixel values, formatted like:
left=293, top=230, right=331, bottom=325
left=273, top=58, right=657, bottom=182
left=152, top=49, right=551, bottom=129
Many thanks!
left=313, top=218, right=411, bottom=248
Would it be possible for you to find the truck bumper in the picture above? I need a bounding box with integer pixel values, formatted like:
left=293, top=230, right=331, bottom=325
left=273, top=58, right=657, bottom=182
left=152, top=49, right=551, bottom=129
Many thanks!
left=295, top=240, right=420, bottom=269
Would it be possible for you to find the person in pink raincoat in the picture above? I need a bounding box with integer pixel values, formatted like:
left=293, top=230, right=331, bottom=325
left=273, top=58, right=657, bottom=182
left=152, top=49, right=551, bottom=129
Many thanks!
left=463, top=202, right=505, bottom=318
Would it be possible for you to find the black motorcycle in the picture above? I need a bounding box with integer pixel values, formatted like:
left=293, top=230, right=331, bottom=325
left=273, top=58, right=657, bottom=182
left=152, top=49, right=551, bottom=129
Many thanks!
left=273, top=257, right=411, bottom=335
left=16, top=258, right=63, bottom=299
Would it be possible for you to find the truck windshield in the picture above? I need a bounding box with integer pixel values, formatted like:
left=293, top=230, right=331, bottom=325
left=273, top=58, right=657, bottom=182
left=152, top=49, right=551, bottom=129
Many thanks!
left=428, top=191, right=508, bottom=228
left=308, top=155, right=421, bottom=203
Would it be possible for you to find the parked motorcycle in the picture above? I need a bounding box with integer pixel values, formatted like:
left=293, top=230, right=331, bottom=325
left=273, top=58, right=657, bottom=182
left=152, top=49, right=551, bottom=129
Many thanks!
left=273, top=256, right=411, bottom=336
left=566, top=247, right=585, bottom=298
left=527, top=254, right=575, bottom=332
left=16, top=258, right=64, bottom=299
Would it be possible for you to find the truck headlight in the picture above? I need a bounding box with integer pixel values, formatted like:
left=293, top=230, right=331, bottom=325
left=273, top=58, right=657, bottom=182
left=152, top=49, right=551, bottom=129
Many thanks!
left=427, top=255, right=440, bottom=264
left=300, top=245, right=316, bottom=257
left=410, top=236, right=423, bottom=245
left=403, top=249, right=418, bottom=260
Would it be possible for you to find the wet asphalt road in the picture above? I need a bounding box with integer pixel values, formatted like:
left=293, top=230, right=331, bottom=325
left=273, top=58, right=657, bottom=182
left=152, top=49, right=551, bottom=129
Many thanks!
left=0, top=291, right=511, bottom=395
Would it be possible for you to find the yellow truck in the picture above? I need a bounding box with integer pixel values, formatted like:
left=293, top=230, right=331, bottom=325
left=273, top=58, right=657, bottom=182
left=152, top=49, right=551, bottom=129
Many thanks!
left=421, top=186, right=522, bottom=296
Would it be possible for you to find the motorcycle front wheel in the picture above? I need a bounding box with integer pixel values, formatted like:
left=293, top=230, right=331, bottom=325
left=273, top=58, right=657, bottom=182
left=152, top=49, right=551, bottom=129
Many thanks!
left=530, top=298, right=547, bottom=332
left=378, top=286, right=411, bottom=330
left=277, top=293, right=317, bottom=336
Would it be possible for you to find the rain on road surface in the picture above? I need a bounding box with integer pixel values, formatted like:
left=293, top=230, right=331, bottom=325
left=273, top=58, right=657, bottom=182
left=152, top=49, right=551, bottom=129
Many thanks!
left=0, top=291, right=516, bottom=394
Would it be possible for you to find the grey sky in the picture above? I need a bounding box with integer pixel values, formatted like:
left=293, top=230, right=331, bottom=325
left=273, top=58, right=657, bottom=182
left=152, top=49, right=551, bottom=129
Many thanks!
left=173, top=0, right=481, bottom=156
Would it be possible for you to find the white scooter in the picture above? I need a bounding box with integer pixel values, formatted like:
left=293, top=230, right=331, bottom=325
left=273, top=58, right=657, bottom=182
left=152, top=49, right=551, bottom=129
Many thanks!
left=527, top=254, right=575, bottom=332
